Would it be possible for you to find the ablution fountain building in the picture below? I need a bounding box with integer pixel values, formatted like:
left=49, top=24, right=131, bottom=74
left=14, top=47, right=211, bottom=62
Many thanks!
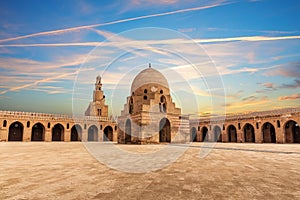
left=0, top=66, right=299, bottom=143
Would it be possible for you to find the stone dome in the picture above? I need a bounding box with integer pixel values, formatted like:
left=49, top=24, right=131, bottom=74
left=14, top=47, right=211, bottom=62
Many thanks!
left=131, top=67, right=169, bottom=92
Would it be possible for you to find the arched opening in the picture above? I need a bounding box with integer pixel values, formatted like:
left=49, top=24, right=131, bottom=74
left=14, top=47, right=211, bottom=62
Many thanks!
left=71, top=124, right=82, bottom=141
left=31, top=123, right=45, bottom=141
left=103, top=126, right=113, bottom=141
left=8, top=121, right=24, bottom=141
left=160, top=96, right=167, bottom=113
left=243, top=123, right=255, bottom=142
left=159, top=118, right=171, bottom=143
left=190, top=127, right=197, bottom=142
left=285, top=120, right=300, bottom=143
left=227, top=125, right=237, bottom=142
left=201, top=127, right=208, bottom=142
left=129, top=97, right=133, bottom=114
left=88, top=125, right=98, bottom=141
left=125, top=119, right=131, bottom=144
left=3, top=120, right=7, bottom=127
left=213, top=126, right=222, bottom=142
left=52, top=123, right=64, bottom=141
left=262, top=122, right=276, bottom=143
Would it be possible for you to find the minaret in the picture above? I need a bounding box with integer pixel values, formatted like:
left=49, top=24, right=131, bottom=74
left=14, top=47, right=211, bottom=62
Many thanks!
left=93, top=75, right=104, bottom=102
left=85, top=76, right=108, bottom=117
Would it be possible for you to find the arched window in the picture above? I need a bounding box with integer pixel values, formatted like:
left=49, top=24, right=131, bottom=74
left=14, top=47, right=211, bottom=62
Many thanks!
left=47, top=122, right=50, bottom=128
left=277, top=120, right=280, bottom=128
left=144, top=89, right=147, bottom=94
left=67, top=123, right=69, bottom=129
left=3, top=120, right=7, bottom=127
left=160, top=96, right=166, bottom=112
left=129, top=97, right=134, bottom=114
left=160, top=90, right=163, bottom=94
left=143, top=95, right=147, bottom=100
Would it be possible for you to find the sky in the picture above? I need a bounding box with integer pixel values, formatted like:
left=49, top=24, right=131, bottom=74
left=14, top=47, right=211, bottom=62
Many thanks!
left=0, top=0, right=300, bottom=118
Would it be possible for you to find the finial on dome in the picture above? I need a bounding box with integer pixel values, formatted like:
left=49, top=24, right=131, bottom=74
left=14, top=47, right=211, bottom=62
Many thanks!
left=149, top=63, right=151, bottom=68
left=96, top=75, right=101, bottom=84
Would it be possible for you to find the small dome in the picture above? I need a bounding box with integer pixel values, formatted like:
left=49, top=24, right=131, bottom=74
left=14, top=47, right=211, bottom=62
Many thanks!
left=131, top=67, right=169, bottom=92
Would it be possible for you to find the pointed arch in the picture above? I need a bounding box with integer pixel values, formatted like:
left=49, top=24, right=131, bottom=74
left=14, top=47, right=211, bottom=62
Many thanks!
left=190, top=127, right=197, bottom=142
left=8, top=121, right=24, bottom=141
left=71, top=124, right=82, bottom=141
left=88, top=125, right=98, bottom=141
left=52, top=123, right=64, bottom=141
left=284, top=120, right=300, bottom=143
left=159, top=118, right=171, bottom=142
left=227, top=125, right=237, bottom=142
left=213, top=126, right=222, bottom=142
left=31, top=123, right=45, bottom=141
left=262, top=122, right=276, bottom=143
left=103, top=126, right=113, bottom=141
left=243, top=123, right=255, bottom=143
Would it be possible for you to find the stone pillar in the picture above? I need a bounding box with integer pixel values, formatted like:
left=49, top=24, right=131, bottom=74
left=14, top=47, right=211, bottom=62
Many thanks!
left=23, top=127, right=31, bottom=142
left=82, top=128, right=88, bottom=142
left=113, top=129, right=118, bottom=142
left=237, top=131, right=243, bottom=143
left=221, top=130, right=227, bottom=142
left=64, top=129, right=71, bottom=142
left=45, top=129, right=52, bottom=142
left=275, top=127, right=284, bottom=143
left=99, top=130, right=103, bottom=142
left=256, top=127, right=263, bottom=143
left=0, top=127, right=8, bottom=141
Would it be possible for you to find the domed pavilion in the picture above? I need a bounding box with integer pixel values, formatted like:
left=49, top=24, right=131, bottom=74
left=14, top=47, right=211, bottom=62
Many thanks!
left=117, top=64, right=189, bottom=144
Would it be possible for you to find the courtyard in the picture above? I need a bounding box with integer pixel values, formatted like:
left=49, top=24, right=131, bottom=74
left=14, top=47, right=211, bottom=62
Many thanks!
left=0, top=142, right=300, bottom=199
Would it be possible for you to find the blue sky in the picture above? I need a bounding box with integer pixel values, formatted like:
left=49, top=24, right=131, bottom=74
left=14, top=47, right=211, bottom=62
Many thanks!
left=0, top=0, right=300, bottom=117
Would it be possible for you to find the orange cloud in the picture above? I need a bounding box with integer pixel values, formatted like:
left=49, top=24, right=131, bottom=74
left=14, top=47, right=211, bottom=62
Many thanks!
left=278, top=93, right=300, bottom=100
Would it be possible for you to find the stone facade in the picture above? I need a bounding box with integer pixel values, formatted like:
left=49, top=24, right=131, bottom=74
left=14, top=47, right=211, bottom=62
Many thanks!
left=189, top=108, right=300, bottom=143
left=118, top=66, right=190, bottom=144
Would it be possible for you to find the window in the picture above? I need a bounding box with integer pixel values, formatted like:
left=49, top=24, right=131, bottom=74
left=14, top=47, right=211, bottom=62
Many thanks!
left=198, top=126, right=200, bottom=131
left=143, top=95, right=147, bottom=100
left=256, top=122, right=259, bottom=129
left=48, top=122, right=50, bottom=128
left=115, top=126, right=117, bottom=131
left=277, top=120, right=280, bottom=128
left=84, top=124, right=87, bottom=129
left=160, top=90, right=163, bottom=94
left=3, top=120, right=7, bottom=127
left=144, top=89, right=147, bottom=94
left=222, top=124, right=225, bottom=130
left=97, top=109, right=102, bottom=116
left=238, top=123, right=241, bottom=130
left=67, top=123, right=69, bottom=129
left=100, top=125, right=102, bottom=130
left=27, top=121, right=30, bottom=128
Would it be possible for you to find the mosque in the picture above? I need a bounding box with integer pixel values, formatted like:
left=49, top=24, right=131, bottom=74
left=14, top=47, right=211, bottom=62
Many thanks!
left=0, top=65, right=299, bottom=143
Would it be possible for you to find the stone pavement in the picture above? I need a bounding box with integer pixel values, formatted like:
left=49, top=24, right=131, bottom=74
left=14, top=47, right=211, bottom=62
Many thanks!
left=0, top=142, right=300, bottom=199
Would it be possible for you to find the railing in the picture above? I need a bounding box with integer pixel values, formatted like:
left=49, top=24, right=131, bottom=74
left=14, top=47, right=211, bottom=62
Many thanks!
left=190, top=107, right=300, bottom=123
left=0, top=110, right=116, bottom=122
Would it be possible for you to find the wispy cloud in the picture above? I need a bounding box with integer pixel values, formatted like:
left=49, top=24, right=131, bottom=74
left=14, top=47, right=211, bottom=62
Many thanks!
left=0, top=1, right=230, bottom=43
left=265, top=62, right=300, bottom=78
left=1, top=35, right=300, bottom=47
left=225, top=95, right=270, bottom=109
left=280, top=79, right=300, bottom=89
left=278, top=93, right=300, bottom=101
